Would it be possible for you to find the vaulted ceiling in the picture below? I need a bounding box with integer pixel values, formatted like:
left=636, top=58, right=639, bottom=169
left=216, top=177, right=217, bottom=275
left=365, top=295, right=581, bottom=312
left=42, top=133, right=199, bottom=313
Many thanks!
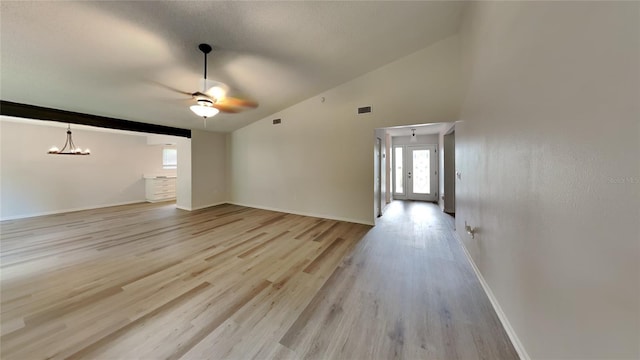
left=1, top=1, right=464, bottom=132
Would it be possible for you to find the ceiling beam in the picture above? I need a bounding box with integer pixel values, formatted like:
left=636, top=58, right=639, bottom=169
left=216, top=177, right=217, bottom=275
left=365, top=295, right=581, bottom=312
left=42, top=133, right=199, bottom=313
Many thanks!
left=0, top=100, right=191, bottom=138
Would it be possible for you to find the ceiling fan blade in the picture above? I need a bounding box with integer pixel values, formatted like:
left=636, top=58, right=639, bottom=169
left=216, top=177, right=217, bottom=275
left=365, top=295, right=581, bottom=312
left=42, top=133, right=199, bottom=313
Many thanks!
left=191, top=91, right=209, bottom=98
left=147, top=80, right=192, bottom=96
left=192, top=92, right=257, bottom=113
left=218, top=96, right=259, bottom=109
left=212, top=103, right=242, bottom=113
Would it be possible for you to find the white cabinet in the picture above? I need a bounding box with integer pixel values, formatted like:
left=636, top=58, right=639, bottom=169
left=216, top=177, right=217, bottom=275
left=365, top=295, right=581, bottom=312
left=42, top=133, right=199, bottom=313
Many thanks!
left=145, top=176, right=176, bottom=202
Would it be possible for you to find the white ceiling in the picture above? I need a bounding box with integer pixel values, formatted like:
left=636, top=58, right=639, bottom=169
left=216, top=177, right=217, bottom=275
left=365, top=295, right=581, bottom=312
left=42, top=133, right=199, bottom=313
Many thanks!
left=1, top=1, right=464, bottom=133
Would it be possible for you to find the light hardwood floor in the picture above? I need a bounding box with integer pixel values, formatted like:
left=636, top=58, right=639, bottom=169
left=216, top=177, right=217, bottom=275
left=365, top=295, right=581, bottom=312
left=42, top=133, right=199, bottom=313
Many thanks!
left=0, top=201, right=518, bottom=359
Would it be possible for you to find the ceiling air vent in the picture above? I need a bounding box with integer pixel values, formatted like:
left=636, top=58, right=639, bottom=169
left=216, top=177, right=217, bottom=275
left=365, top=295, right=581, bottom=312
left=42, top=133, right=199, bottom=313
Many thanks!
left=272, top=119, right=281, bottom=125
left=357, top=106, right=372, bottom=114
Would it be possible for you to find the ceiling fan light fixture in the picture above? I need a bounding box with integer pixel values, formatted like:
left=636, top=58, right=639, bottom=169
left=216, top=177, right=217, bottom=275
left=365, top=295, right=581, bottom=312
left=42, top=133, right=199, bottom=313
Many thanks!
left=190, top=101, right=219, bottom=118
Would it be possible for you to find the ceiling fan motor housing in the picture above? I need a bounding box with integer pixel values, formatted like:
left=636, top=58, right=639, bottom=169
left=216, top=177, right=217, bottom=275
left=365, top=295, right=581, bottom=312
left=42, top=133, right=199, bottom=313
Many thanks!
left=196, top=98, right=214, bottom=107
left=198, top=43, right=212, bottom=54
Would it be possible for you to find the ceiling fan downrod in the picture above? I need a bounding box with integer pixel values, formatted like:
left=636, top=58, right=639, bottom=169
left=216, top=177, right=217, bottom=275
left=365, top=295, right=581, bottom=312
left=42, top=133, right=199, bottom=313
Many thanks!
left=199, top=43, right=212, bottom=89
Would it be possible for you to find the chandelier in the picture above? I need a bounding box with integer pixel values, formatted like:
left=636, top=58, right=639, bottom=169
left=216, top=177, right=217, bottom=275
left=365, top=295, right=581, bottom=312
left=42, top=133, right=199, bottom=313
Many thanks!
left=47, top=124, right=90, bottom=155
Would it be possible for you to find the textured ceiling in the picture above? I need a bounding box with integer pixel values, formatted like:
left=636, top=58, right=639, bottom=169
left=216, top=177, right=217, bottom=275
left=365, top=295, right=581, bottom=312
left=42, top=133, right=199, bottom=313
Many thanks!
left=1, top=1, right=464, bottom=132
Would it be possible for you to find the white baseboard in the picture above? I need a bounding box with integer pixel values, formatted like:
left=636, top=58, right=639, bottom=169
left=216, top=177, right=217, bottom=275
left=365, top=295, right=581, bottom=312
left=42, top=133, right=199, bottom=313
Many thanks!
left=192, top=201, right=227, bottom=211
left=454, top=232, right=530, bottom=360
left=227, top=201, right=374, bottom=226
left=0, top=200, right=146, bottom=221
left=176, top=201, right=228, bottom=212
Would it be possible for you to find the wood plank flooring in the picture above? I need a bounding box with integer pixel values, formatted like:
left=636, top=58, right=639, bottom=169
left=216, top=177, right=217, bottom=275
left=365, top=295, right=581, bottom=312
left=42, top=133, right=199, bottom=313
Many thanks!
left=0, top=201, right=518, bottom=359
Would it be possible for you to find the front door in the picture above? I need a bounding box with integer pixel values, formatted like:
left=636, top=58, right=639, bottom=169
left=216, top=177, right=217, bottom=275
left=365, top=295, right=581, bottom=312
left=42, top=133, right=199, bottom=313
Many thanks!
left=406, top=145, right=438, bottom=201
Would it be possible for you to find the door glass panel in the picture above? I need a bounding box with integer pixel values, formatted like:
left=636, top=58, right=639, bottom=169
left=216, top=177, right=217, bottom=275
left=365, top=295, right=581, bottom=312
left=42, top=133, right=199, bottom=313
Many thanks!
left=394, top=147, right=403, bottom=193
left=412, top=149, right=430, bottom=194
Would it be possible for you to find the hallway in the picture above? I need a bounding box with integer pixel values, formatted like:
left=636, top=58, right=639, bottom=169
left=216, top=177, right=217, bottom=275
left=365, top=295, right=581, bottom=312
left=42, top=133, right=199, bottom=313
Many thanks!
left=283, top=200, right=518, bottom=359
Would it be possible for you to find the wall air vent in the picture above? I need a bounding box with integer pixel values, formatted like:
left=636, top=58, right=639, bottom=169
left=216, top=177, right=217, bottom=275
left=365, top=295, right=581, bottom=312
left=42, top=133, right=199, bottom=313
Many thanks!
left=357, top=106, right=372, bottom=114
left=272, top=119, right=281, bottom=125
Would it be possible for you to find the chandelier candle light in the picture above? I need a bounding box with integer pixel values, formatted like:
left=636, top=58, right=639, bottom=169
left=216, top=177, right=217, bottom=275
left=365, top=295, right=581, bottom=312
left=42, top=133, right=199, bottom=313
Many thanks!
left=48, top=124, right=90, bottom=155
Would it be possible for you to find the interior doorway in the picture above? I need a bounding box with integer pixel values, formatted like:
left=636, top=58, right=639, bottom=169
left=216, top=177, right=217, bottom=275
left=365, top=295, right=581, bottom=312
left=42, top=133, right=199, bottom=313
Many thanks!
left=443, top=129, right=455, bottom=214
left=375, top=137, right=382, bottom=218
left=374, top=123, right=452, bottom=223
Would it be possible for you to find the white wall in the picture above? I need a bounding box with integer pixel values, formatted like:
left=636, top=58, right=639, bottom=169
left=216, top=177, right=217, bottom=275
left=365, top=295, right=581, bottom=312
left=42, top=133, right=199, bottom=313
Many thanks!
left=230, top=35, right=463, bottom=224
left=190, top=130, right=228, bottom=210
left=147, top=134, right=178, bottom=146
left=175, top=130, right=227, bottom=211
left=457, top=2, right=639, bottom=359
left=0, top=118, right=175, bottom=219
left=391, top=134, right=438, bottom=146
left=176, top=137, right=192, bottom=211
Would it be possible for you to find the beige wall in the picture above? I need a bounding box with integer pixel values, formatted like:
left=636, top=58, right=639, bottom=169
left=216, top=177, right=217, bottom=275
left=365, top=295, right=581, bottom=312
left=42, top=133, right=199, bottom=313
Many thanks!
left=0, top=121, right=227, bottom=217
left=190, top=130, right=227, bottom=210
left=176, top=130, right=227, bottom=211
left=457, top=2, right=639, bottom=358
left=391, top=134, right=439, bottom=147
left=176, top=137, right=192, bottom=210
left=230, top=35, right=463, bottom=224
left=0, top=118, right=176, bottom=219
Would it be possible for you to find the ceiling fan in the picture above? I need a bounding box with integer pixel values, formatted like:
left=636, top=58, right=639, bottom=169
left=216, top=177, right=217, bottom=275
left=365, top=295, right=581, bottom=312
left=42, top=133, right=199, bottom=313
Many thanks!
left=163, top=44, right=258, bottom=126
